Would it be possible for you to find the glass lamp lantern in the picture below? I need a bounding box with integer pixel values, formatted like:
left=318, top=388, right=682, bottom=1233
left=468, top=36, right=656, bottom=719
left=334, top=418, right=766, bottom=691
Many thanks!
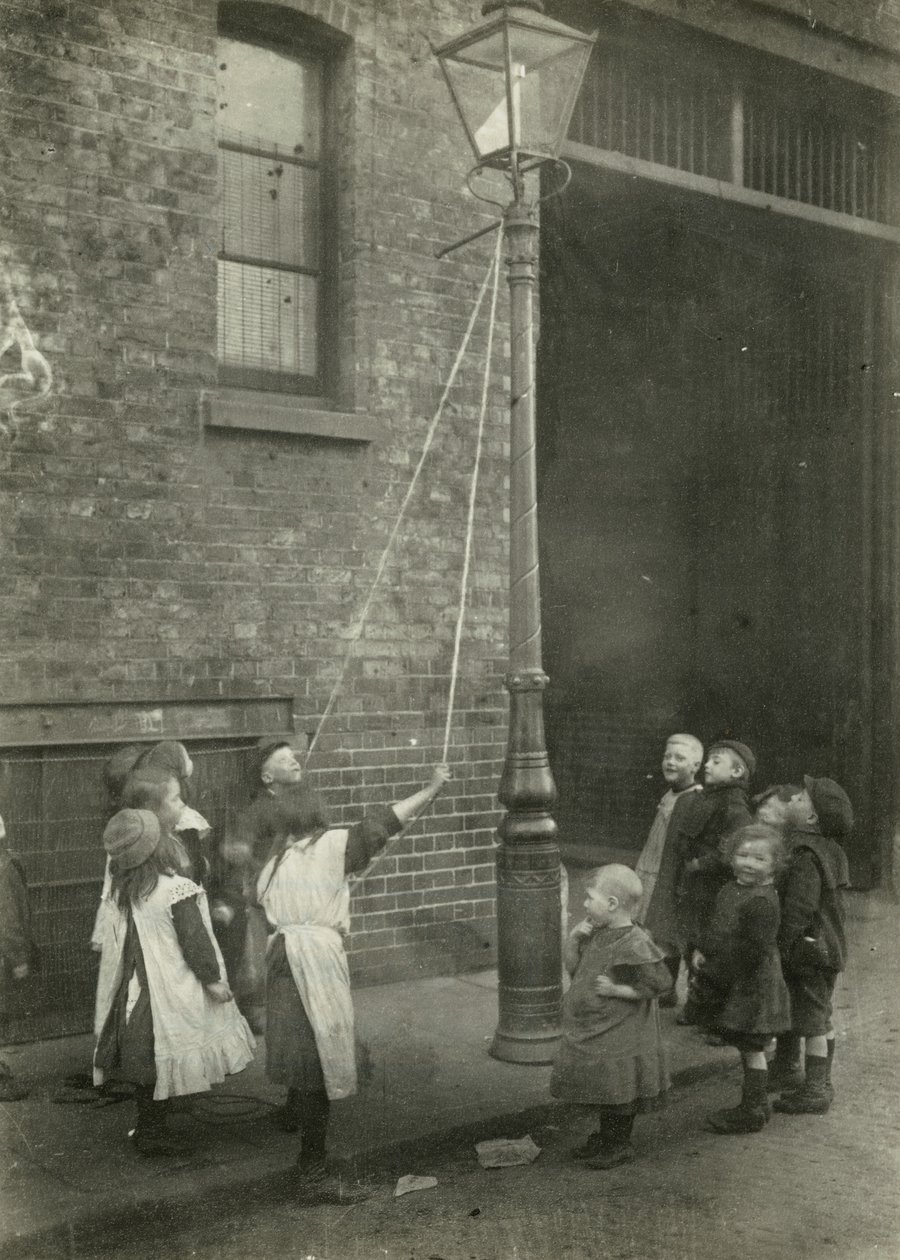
left=433, top=1, right=595, bottom=178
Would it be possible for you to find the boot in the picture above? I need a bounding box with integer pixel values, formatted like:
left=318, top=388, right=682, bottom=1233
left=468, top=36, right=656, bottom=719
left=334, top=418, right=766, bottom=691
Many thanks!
left=276, top=1087, right=302, bottom=1133
left=766, top=1033, right=804, bottom=1092
left=586, top=1112, right=635, bottom=1169
left=708, top=1067, right=771, bottom=1134
left=571, top=1130, right=604, bottom=1161
left=774, top=1054, right=831, bottom=1114
left=131, top=1090, right=189, bottom=1157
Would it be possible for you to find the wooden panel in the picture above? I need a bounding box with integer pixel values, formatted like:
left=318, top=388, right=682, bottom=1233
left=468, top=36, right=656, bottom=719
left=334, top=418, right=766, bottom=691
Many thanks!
left=0, top=697, right=295, bottom=748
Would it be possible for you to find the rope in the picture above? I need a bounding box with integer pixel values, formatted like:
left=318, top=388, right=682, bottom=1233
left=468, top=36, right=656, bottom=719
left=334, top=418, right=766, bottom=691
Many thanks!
left=441, top=226, right=503, bottom=761
left=307, top=231, right=502, bottom=759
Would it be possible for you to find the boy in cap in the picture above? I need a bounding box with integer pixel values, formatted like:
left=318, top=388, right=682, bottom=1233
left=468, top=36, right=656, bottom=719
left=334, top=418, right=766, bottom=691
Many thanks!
left=635, top=734, right=705, bottom=1005
left=773, top=776, right=852, bottom=1115
left=209, top=737, right=307, bottom=1016
left=673, top=739, right=756, bottom=1010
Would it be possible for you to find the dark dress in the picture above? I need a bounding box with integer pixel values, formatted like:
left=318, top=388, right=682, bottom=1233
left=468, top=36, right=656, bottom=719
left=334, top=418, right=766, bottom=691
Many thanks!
left=550, top=924, right=671, bottom=1111
left=264, top=805, right=402, bottom=1091
left=94, top=896, right=220, bottom=1086
left=686, top=881, right=791, bottom=1048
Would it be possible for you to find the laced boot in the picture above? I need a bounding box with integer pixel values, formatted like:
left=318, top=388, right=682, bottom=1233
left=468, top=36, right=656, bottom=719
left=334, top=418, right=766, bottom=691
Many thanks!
left=708, top=1068, right=771, bottom=1134
left=293, top=1090, right=367, bottom=1203
left=766, top=1033, right=804, bottom=1093
left=586, top=1113, right=636, bottom=1169
left=774, top=1054, right=831, bottom=1114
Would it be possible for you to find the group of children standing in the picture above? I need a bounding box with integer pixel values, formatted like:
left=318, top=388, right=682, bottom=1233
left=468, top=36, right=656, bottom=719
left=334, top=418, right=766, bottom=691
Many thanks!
left=550, top=734, right=852, bottom=1170
left=0, top=729, right=854, bottom=1194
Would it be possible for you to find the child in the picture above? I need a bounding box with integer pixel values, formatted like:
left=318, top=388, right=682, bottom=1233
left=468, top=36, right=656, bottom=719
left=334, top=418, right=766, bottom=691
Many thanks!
left=772, top=776, right=852, bottom=1115
left=92, top=754, right=197, bottom=953
left=0, top=811, right=36, bottom=1101
left=683, top=823, right=791, bottom=1134
left=549, top=865, right=671, bottom=1169
left=133, top=741, right=211, bottom=885
left=675, top=739, right=755, bottom=1007
left=635, top=733, right=704, bottom=1004
left=256, top=764, right=450, bottom=1205
left=93, top=808, right=255, bottom=1156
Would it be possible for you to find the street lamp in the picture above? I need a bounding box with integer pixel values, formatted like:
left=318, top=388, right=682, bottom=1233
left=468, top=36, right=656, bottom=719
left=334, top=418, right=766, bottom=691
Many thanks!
left=434, top=2, right=596, bottom=1064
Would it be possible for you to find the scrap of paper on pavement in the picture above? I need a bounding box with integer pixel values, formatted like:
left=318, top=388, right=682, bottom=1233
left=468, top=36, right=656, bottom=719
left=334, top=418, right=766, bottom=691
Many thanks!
left=474, top=1135, right=542, bottom=1168
left=394, top=1175, right=439, bottom=1197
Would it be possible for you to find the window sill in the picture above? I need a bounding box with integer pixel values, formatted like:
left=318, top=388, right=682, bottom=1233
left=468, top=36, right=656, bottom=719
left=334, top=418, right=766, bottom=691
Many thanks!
left=203, top=390, right=384, bottom=442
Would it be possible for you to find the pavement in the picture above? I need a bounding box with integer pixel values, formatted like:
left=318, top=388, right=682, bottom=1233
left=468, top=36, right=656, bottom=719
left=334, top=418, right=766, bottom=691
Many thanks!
left=0, top=885, right=895, bottom=1258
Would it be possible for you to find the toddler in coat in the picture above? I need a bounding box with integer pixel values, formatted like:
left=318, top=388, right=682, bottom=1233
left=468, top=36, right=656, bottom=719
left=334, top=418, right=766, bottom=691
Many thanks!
left=683, top=822, right=791, bottom=1134
left=550, top=864, right=671, bottom=1169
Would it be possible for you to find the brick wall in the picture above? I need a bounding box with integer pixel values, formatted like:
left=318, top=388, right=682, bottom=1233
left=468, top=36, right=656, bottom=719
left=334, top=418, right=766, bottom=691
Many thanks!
left=0, top=0, right=514, bottom=987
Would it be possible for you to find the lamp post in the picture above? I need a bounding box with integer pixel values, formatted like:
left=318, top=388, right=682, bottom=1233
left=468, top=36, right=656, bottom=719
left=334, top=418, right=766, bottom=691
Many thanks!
left=434, top=2, right=596, bottom=1064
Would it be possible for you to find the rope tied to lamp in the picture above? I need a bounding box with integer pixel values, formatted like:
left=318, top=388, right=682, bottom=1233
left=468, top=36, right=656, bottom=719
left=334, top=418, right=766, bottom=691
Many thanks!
left=307, top=225, right=503, bottom=762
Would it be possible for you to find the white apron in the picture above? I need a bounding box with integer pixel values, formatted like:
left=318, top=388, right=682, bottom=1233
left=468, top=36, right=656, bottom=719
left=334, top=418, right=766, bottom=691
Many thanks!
left=93, top=875, right=256, bottom=1100
left=257, top=829, right=357, bottom=1101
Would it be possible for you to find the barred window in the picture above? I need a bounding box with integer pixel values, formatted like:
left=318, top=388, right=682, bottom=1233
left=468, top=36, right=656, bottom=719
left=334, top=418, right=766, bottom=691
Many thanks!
left=216, top=11, right=337, bottom=396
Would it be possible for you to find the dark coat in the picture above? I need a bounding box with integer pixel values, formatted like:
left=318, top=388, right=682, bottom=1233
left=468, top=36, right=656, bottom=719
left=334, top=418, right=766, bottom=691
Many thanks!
left=640, top=784, right=703, bottom=956
left=688, top=881, right=791, bottom=1036
left=674, top=783, right=752, bottom=943
left=778, top=830, right=849, bottom=975
left=550, top=924, right=671, bottom=1108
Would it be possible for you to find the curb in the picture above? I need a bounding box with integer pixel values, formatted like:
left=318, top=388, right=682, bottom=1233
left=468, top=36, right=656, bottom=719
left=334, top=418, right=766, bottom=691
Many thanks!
left=0, top=1051, right=734, bottom=1259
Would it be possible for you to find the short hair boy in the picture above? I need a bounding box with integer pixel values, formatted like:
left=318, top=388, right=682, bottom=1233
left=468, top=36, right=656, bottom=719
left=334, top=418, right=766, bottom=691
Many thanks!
left=635, top=734, right=704, bottom=1005
left=773, top=776, right=852, bottom=1115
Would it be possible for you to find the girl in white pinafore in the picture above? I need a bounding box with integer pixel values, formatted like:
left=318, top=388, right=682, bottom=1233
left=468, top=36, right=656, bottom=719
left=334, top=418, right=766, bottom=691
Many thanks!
left=93, top=808, right=255, bottom=1157
left=256, top=765, right=449, bottom=1205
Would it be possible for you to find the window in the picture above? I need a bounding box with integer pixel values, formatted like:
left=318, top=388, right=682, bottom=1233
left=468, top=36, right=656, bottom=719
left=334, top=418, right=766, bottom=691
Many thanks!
left=216, top=8, right=339, bottom=396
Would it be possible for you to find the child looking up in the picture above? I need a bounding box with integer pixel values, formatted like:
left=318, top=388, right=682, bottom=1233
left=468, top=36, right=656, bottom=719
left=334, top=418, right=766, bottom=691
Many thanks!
left=635, top=733, right=704, bottom=1004
left=550, top=865, right=671, bottom=1169
left=257, top=763, right=450, bottom=1205
left=0, top=810, right=36, bottom=1101
left=773, top=776, right=852, bottom=1116
left=93, top=808, right=254, bottom=1156
left=133, top=742, right=211, bottom=886
left=675, top=739, right=755, bottom=1005
left=683, top=823, right=790, bottom=1134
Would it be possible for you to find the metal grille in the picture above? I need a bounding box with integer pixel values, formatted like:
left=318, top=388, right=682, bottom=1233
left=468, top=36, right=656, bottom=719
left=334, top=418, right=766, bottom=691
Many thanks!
left=568, top=44, right=731, bottom=180
left=742, top=92, right=894, bottom=222
left=569, top=40, right=897, bottom=227
left=1, top=742, right=256, bottom=1043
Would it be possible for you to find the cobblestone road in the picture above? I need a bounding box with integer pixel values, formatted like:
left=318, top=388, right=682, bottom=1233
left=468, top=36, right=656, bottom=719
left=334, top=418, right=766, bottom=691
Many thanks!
left=67, top=1008, right=900, bottom=1260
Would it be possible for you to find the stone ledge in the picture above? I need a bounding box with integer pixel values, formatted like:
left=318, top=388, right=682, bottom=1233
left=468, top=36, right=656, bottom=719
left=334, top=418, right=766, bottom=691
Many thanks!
left=203, top=390, right=384, bottom=442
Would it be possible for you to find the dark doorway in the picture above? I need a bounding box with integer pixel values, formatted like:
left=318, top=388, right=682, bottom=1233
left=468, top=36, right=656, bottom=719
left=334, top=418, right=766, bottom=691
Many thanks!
left=538, top=163, right=882, bottom=884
